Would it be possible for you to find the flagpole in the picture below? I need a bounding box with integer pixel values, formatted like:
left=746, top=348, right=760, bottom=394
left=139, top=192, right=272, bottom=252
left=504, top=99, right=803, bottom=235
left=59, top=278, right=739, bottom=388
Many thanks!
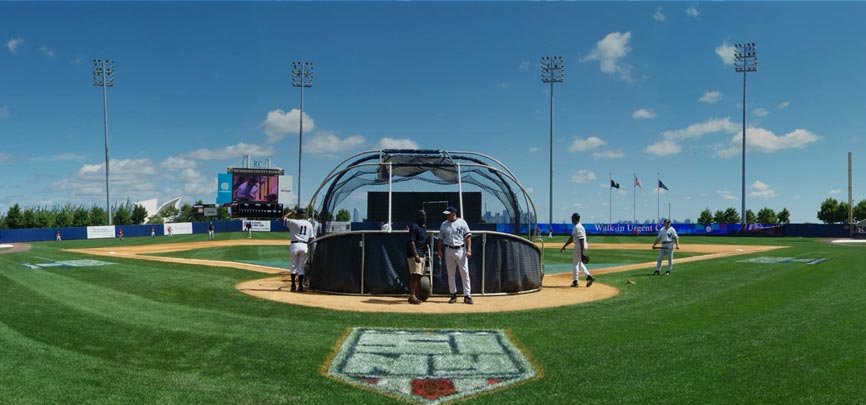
left=657, top=172, right=660, bottom=224
left=633, top=173, right=637, bottom=224
left=609, top=172, right=612, bottom=227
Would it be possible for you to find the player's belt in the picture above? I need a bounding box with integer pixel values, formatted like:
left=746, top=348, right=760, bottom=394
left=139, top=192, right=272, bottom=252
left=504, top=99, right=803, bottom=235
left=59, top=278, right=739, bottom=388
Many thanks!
left=445, top=244, right=464, bottom=249
left=291, top=240, right=307, bottom=244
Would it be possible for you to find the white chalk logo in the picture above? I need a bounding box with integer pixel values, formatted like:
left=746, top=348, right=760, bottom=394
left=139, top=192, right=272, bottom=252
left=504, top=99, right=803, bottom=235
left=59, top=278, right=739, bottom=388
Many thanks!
left=326, top=328, right=537, bottom=404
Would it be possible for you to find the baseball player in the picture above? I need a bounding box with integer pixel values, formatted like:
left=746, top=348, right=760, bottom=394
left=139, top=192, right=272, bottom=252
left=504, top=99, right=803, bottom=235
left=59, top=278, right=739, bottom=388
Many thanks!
left=437, top=206, right=473, bottom=304
left=208, top=222, right=215, bottom=240
left=652, top=218, right=680, bottom=275
left=283, top=208, right=316, bottom=292
left=560, top=212, right=595, bottom=287
left=406, top=209, right=429, bottom=305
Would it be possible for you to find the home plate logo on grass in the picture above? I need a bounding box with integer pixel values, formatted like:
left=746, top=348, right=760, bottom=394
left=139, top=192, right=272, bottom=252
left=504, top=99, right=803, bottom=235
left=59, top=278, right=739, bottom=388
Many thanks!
left=325, top=328, right=537, bottom=404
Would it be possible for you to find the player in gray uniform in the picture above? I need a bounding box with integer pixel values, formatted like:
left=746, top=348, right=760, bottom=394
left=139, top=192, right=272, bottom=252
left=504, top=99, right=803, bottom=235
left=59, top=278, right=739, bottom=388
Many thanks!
left=560, top=212, right=595, bottom=287
left=283, top=208, right=316, bottom=292
left=437, top=206, right=473, bottom=304
left=652, top=218, right=680, bottom=275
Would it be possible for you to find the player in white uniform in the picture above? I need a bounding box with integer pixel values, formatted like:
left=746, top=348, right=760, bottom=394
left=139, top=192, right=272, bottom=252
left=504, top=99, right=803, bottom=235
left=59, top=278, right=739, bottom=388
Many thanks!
left=560, top=212, right=595, bottom=287
left=652, top=218, right=680, bottom=275
left=283, top=208, right=316, bottom=292
left=437, top=206, right=473, bottom=304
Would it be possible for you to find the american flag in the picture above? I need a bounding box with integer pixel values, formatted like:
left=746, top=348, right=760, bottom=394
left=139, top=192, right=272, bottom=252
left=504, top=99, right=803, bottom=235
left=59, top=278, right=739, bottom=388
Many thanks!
left=634, top=175, right=642, bottom=189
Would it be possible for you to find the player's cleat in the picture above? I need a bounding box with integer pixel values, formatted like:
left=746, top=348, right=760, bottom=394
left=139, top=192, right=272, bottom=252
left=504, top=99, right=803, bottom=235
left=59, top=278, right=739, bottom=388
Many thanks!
left=290, top=285, right=297, bottom=292
left=652, top=271, right=660, bottom=276
left=464, top=296, right=473, bottom=305
left=409, top=295, right=422, bottom=305
left=571, top=280, right=578, bottom=288
left=586, top=276, right=595, bottom=287
left=298, top=286, right=305, bottom=292
left=665, top=271, right=671, bottom=276
left=448, top=294, right=457, bottom=304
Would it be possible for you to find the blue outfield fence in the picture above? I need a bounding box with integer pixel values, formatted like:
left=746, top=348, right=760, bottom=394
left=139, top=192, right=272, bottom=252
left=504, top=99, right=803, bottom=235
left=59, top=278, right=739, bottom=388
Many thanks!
left=0, top=221, right=856, bottom=243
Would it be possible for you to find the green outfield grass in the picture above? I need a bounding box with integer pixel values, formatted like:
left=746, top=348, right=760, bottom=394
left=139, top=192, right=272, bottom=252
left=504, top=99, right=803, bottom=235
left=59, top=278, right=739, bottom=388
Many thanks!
left=1, top=233, right=864, bottom=403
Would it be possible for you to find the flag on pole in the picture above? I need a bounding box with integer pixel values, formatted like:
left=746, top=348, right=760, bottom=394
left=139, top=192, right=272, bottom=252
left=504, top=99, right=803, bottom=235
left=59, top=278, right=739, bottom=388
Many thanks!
left=635, top=175, right=642, bottom=189
left=611, top=179, right=620, bottom=189
left=658, top=180, right=669, bottom=190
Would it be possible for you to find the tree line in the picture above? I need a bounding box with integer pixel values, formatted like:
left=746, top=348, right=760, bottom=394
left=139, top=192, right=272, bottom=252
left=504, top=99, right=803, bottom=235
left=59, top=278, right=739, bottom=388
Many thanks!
left=0, top=200, right=231, bottom=230
left=696, top=207, right=791, bottom=225
left=816, top=198, right=866, bottom=224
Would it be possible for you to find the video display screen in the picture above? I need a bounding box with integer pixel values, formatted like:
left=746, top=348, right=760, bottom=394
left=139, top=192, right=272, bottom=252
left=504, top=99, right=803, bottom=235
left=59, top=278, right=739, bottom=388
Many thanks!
left=232, top=174, right=280, bottom=202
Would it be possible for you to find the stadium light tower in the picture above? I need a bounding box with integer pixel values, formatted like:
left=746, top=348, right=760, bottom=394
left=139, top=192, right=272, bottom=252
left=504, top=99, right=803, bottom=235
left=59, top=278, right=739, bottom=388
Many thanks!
left=734, top=43, right=757, bottom=228
left=93, top=59, right=115, bottom=225
left=291, top=61, right=313, bottom=210
left=541, top=56, right=563, bottom=238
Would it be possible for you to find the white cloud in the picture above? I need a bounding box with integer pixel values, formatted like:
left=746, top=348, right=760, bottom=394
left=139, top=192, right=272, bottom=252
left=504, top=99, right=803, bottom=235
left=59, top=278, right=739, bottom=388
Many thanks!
left=717, top=190, right=738, bottom=200
left=518, top=61, right=530, bottom=70
left=0, top=106, right=9, bottom=119
left=39, top=45, right=55, bottom=58
left=580, top=31, right=634, bottom=82
left=699, top=91, right=722, bottom=104
left=830, top=189, right=841, bottom=196
left=6, top=37, right=24, bottom=54
left=377, top=137, right=418, bottom=150
left=749, top=180, right=776, bottom=198
left=715, top=43, right=736, bottom=65
left=529, top=146, right=540, bottom=153
left=32, top=153, right=86, bottom=162
left=186, top=142, right=275, bottom=160
left=261, top=108, right=315, bottom=143
left=305, top=131, right=365, bottom=158
left=569, top=136, right=606, bottom=152
left=778, top=101, right=790, bottom=109
left=525, top=187, right=534, bottom=194
left=644, top=140, right=681, bottom=156
left=593, top=150, right=624, bottom=159
left=653, top=7, right=666, bottom=22
left=730, top=127, right=821, bottom=153
left=685, top=6, right=700, bottom=18
left=497, top=82, right=511, bottom=89
left=752, top=107, right=769, bottom=117
left=662, top=117, right=737, bottom=140
left=160, top=156, right=197, bottom=170
left=632, top=109, right=655, bottom=119
left=571, top=170, right=597, bottom=183
left=0, top=152, right=11, bottom=163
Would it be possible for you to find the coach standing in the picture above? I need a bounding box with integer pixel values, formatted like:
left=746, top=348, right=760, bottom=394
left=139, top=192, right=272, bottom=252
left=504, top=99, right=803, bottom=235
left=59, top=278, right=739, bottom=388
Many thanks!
left=560, top=212, right=595, bottom=287
left=437, top=206, right=473, bottom=305
left=652, top=218, right=680, bottom=275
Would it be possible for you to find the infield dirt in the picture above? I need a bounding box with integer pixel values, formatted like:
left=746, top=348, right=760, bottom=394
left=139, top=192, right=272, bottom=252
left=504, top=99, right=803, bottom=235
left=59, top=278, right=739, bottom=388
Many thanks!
left=68, top=240, right=784, bottom=313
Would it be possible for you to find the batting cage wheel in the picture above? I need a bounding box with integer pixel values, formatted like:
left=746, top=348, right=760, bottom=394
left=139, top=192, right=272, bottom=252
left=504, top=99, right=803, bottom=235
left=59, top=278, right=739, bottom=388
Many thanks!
left=418, top=275, right=432, bottom=301
left=305, top=149, right=543, bottom=296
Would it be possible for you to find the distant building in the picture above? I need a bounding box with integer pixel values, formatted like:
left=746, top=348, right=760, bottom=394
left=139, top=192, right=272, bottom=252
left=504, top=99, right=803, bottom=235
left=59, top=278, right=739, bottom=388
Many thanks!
left=135, top=197, right=183, bottom=223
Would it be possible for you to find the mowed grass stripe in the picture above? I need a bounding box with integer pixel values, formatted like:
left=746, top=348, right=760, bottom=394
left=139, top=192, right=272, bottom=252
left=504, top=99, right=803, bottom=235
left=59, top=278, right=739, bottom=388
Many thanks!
left=1, top=236, right=865, bottom=403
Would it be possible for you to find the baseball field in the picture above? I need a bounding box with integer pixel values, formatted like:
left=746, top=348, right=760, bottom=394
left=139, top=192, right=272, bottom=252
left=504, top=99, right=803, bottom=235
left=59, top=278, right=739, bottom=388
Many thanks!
left=1, top=233, right=864, bottom=403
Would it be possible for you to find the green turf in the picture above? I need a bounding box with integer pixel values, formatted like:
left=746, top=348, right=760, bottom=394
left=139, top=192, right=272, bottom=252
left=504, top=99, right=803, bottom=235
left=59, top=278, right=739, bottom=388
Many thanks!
left=1, top=233, right=863, bottom=403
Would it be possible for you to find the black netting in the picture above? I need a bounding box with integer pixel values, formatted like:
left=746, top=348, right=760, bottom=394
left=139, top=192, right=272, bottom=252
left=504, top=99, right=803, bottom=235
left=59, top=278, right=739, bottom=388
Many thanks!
left=313, top=150, right=532, bottom=236
left=308, top=231, right=542, bottom=295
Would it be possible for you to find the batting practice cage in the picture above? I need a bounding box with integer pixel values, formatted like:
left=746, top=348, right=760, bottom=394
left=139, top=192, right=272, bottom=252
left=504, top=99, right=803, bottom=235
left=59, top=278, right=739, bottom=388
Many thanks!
left=306, top=149, right=543, bottom=296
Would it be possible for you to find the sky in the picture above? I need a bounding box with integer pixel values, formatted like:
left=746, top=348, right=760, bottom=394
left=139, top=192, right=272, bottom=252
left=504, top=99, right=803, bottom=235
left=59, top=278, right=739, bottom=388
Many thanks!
left=1, top=2, right=864, bottom=224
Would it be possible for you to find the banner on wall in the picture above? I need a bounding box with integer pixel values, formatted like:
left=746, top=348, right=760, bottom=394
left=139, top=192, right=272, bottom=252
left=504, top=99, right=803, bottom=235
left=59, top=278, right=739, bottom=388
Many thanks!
left=86, top=225, right=116, bottom=239
left=164, top=222, right=193, bottom=235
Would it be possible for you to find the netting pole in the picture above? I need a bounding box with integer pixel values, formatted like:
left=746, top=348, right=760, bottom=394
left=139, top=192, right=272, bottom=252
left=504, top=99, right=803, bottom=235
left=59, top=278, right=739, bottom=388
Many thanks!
left=388, top=162, right=393, bottom=233
left=457, top=163, right=464, bottom=215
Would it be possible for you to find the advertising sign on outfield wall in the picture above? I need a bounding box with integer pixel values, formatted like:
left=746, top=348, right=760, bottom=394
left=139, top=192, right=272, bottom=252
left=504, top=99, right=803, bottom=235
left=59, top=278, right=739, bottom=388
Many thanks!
left=248, top=220, right=271, bottom=232
left=86, top=225, right=116, bottom=239
left=164, top=222, right=193, bottom=235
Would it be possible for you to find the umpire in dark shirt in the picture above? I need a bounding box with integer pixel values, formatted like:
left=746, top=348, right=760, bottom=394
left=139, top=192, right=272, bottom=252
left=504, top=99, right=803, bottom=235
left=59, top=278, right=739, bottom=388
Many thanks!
left=407, top=209, right=429, bottom=305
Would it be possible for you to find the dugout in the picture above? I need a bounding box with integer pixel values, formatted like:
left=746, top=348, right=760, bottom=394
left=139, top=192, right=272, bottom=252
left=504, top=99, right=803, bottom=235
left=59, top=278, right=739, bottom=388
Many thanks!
left=306, top=149, right=543, bottom=295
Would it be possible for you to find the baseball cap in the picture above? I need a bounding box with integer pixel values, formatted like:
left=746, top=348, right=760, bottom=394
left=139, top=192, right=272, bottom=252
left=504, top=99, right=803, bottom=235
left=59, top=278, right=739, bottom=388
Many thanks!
left=572, top=212, right=581, bottom=218
left=443, top=206, right=458, bottom=215
left=662, top=218, right=670, bottom=224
